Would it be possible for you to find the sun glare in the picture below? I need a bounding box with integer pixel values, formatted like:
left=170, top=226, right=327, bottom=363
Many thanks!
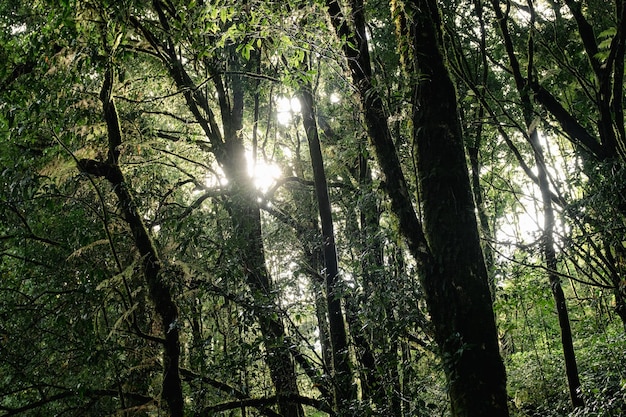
left=495, top=131, right=571, bottom=257
left=192, top=152, right=281, bottom=198
left=276, top=96, right=301, bottom=126
left=247, top=151, right=282, bottom=193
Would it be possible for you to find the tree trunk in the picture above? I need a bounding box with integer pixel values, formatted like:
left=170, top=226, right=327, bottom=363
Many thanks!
left=228, top=181, right=304, bottom=417
left=464, top=0, right=496, bottom=298
left=491, top=0, right=584, bottom=406
left=78, top=67, right=184, bottom=417
left=325, top=0, right=510, bottom=415
left=218, top=93, right=304, bottom=417
left=132, top=5, right=305, bottom=413
left=531, top=128, right=585, bottom=407
left=356, top=150, right=403, bottom=416
left=407, top=1, right=509, bottom=415
left=298, top=84, right=355, bottom=410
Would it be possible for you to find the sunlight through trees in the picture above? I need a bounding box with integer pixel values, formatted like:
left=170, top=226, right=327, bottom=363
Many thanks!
left=1, top=0, right=625, bottom=416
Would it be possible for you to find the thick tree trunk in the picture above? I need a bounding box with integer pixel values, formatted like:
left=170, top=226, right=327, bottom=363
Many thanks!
left=407, top=2, right=509, bottom=415
left=231, top=190, right=304, bottom=417
left=325, top=0, right=510, bottom=415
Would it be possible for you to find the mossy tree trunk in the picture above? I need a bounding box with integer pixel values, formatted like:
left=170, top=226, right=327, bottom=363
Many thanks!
left=130, top=3, right=305, bottom=415
left=325, top=0, right=510, bottom=415
left=406, top=1, right=509, bottom=415
left=78, top=66, right=184, bottom=417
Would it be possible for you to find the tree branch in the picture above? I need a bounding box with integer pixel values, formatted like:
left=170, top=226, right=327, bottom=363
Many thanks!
left=0, top=389, right=153, bottom=416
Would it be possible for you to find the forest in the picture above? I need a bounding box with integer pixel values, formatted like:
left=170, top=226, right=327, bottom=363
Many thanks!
left=1, top=0, right=625, bottom=416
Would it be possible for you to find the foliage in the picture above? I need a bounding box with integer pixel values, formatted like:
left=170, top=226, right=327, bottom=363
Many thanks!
left=506, top=326, right=626, bottom=417
left=2, top=0, right=626, bottom=416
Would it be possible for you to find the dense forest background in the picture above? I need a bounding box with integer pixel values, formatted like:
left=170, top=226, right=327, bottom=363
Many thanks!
left=1, top=0, right=626, bottom=416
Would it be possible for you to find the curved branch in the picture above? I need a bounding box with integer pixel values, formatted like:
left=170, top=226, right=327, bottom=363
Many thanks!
left=0, top=389, right=153, bottom=417
left=196, top=394, right=335, bottom=417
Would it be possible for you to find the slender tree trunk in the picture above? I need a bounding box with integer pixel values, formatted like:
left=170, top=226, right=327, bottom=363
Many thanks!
left=78, top=67, right=184, bottom=416
left=314, top=89, right=399, bottom=414
left=268, top=135, right=335, bottom=403
left=530, top=129, right=584, bottom=407
left=468, top=140, right=496, bottom=298
left=615, top=290, right=626, bottom=331
left=342, top=197, right=396, bottom=415
left=298, top=83, right=355, bottom=410
left=298, top=182, right=335, bottom=400
left=491, top=0, right=584, bottom=405
left=609, top=245, right=626, bottom=329
left=311, top=263, right=334, bottom=385
left=534, top=87, right=585, bottom=410
left=466, top=0, right=496, bottom=298
left=357, top=151, right=403, bottom=416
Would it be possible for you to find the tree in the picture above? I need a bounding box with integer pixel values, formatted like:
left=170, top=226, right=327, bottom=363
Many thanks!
left=486, top=0, right=584, bottom=406
left=297, top=74, right=355, bottom=409
left=325, top=0, right=509, bottom=414
left=128, top=2, right=305, bottom=415
left=484, top=0, right=626, bottom=329
left=77, top=64, right=184, bottom=415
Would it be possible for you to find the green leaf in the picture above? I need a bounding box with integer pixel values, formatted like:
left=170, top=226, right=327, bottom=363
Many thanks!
left=220, top=7, right=229, bottom=24
left=598, top=27, right=617, bottom=39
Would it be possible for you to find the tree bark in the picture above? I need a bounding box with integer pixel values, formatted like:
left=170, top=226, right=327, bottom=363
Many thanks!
left=298, top=84, right=355, bottom=409
left=78, top=67, right=184, bottom=417
left=325, top=0, right=510, bottom=415
left=407, top=1, right=509, bottom=415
